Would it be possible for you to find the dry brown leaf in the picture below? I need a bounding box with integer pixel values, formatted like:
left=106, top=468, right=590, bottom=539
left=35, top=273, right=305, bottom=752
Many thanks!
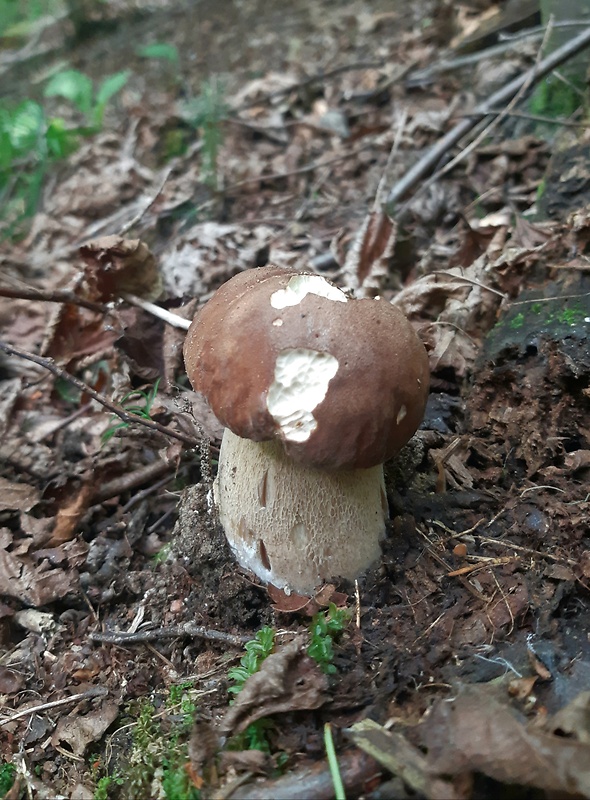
left=51, top=697, right=120, bottom=756
left=49, top=481, right=95, bottom=546
left=340, top=209, right=397, bottom=297
left=79, top=235, right=161, bottom=301
left=41, top=301, right=117, bottom=364
left=564, top=450, right=590, bottom=473
left=0, top=541, right=76, bottom=606
left=267, top=583, right=348, bottom=614
left=0, top=666, right=25, bottom=694
left=547, top=692, right=590, bottom=745
left=219, top=638, right=329, bottom=736
left=0, top=478, right=40, bottom=512
left=425, top=685, right=590, bottom=796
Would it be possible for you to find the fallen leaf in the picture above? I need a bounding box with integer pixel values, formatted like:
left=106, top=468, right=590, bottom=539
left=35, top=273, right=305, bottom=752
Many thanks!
left=425, top=685, right=590, bottom=796
left=49, top=481, right=95, bottom=546
left=340, top=209, right=397, bottom=297
left=347, top=718, right=459, bottom=799
left=548, top=692, right=590, bottom=745
left=0, top=544, right=75, bottom=606
left=0, top=666, right=25, bottom=694
left=0, top=478, right=40, bottom=512
left=219, top=638, right=329, bottom=736
left=79, top=236, right=161, bottom=301
left=51, top=697, right=120, bottom=756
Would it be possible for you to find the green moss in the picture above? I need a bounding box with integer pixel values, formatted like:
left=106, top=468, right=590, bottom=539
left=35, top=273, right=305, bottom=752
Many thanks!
left=508, top=312, right=525, bottom=330
left=0, top=762, right=16, bottom=796
left=556, top=306, right=586, bottom=325
left=530, top=78, right=582, bottom=119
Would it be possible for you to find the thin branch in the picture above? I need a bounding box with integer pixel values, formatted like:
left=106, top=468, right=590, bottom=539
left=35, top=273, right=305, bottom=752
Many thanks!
left=0, top=285, right=108, bottom=314
left=118, top=168, right=172, bottom=236
left=0, top=340, right=199, bottom=448
left=413, top=19, right=554, bottom=191
left=463, top=108, right=587, bottom=126
left=232, top=59, right=385, bottom=111
left=93, top=459, right=176, bottom=504
left=386, top=24, right=590, bottom=210
left=225, top=142, right=375, bottom=192
left=121, top=293, right=192, bottom=330
left=91, top=622, right=250, bottom=647
left=0, top=687, right=107, bottom=727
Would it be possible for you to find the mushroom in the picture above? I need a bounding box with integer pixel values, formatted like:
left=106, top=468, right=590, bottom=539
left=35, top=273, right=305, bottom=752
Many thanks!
left=183, top=266, right=429, bottom=595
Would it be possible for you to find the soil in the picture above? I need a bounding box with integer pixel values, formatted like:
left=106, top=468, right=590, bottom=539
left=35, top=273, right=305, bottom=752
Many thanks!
left=2, top=1, right=590, bottom=799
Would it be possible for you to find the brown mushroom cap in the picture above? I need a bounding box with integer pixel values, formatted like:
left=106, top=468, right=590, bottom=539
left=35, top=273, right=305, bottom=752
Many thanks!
left=184, top=266, right=429, bottom=470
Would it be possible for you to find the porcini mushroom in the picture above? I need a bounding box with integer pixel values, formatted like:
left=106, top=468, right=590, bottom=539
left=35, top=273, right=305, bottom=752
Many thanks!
left=183, top=266, right=429, bottom=595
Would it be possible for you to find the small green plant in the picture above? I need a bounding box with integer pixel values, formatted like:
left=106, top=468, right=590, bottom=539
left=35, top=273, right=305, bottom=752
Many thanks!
left=167, top=681, right=197, bottom=731
left=181, top=78, right=226, bottom=188
left=308, top=603, right=351, bottom=675
left=508, top=312, right=525, bottom=331
left=228, top=626, right=275, bottom=692
left=112, top=698, right=200, bottom=800
left=136, top=42, right=180, bottom=66
left=0, top=68, right=129, bottom=238
left=44, top=68, right=130, bottom=129
left=94, top=774, right=123, bottom=800
left=102, top=378, right=161, bottom=443
left=226, top=627, right=275, bottom=752
left=0, top=761, right=16, bottom=796
left=0, top=0, right=62, bottom=37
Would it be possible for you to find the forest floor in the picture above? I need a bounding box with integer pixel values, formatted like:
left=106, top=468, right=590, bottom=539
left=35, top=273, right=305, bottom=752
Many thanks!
left=2, top=1, right=590, bottom=798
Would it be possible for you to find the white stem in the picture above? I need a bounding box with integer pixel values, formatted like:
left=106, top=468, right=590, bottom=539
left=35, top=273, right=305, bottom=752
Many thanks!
left=121, top=293, right=191, bottom=329
left=214, top=428, right=388, bottom=595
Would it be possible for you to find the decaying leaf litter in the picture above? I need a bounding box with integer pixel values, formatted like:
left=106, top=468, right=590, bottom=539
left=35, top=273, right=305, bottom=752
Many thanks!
left=1, top=0, right=590, bottom=797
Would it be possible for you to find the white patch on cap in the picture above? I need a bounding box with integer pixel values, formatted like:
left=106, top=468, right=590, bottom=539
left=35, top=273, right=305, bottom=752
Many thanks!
left=267, top=348, right=339, bottom=442
left=270, top=274, right=347, bottom=309
left=396, top=405, right=407, bottom=425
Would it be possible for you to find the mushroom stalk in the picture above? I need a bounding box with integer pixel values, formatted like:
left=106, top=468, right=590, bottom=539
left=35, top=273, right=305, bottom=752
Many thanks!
left=214, top=428, right=388, bottom=595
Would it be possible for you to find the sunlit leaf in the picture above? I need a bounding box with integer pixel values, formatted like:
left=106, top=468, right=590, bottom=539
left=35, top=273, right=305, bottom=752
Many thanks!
left=95, top=70, right=130, bottom=109
left=44, top=69, right=94, bottom=115
left=136, top=42, right=179, bottom=64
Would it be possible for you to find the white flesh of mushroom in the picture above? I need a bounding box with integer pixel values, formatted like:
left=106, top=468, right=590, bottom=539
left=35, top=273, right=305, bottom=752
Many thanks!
left=269, top=273, right=348, bottom=309
left=266, top=348, right=339, bottom=443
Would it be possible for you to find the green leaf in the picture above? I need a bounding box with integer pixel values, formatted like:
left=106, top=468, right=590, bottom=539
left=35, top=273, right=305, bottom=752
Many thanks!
left=45, top=118, right=77, bottom=159
left=136, top=42, right=179, bottom=64
left=95, top=70, right=130, bottom=109
left=0, top=762, right=16, bottom=796
left=44, top=69, right=94, bottom=115
left=8, top=100, right=45, bottom=152
left=93, top=70, right=130, bottom=127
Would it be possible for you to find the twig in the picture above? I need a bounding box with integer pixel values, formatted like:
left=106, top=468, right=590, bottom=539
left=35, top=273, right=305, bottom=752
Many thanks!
left=447, top=557, right=517, bottom=577
left=232, top=60, right=385, bottom=111
left=463, top=108, right=587, bottom=126
left=118, top=168, right=172, bottom=236
left=0, top=340, right=199, bottom=448
left=406, top=34, right=544, bottom=86
left=120, top=292, right=192, bottom=330
left=419, top=527, right=489, bottom=602
left=430, top=518, right=577, bottom=566
left=91, top=623, right=250, bottom=647
left=0, top=687, right=107, bottom=727
left=93, top=460, right=176, bottom=505
left=386, top=24, right=590, bottom=210
left=225, top=142, right=375, bottom=191
left=407, top=18, right=554, bottom=199
left=0, top=285, right=108, bottom=314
